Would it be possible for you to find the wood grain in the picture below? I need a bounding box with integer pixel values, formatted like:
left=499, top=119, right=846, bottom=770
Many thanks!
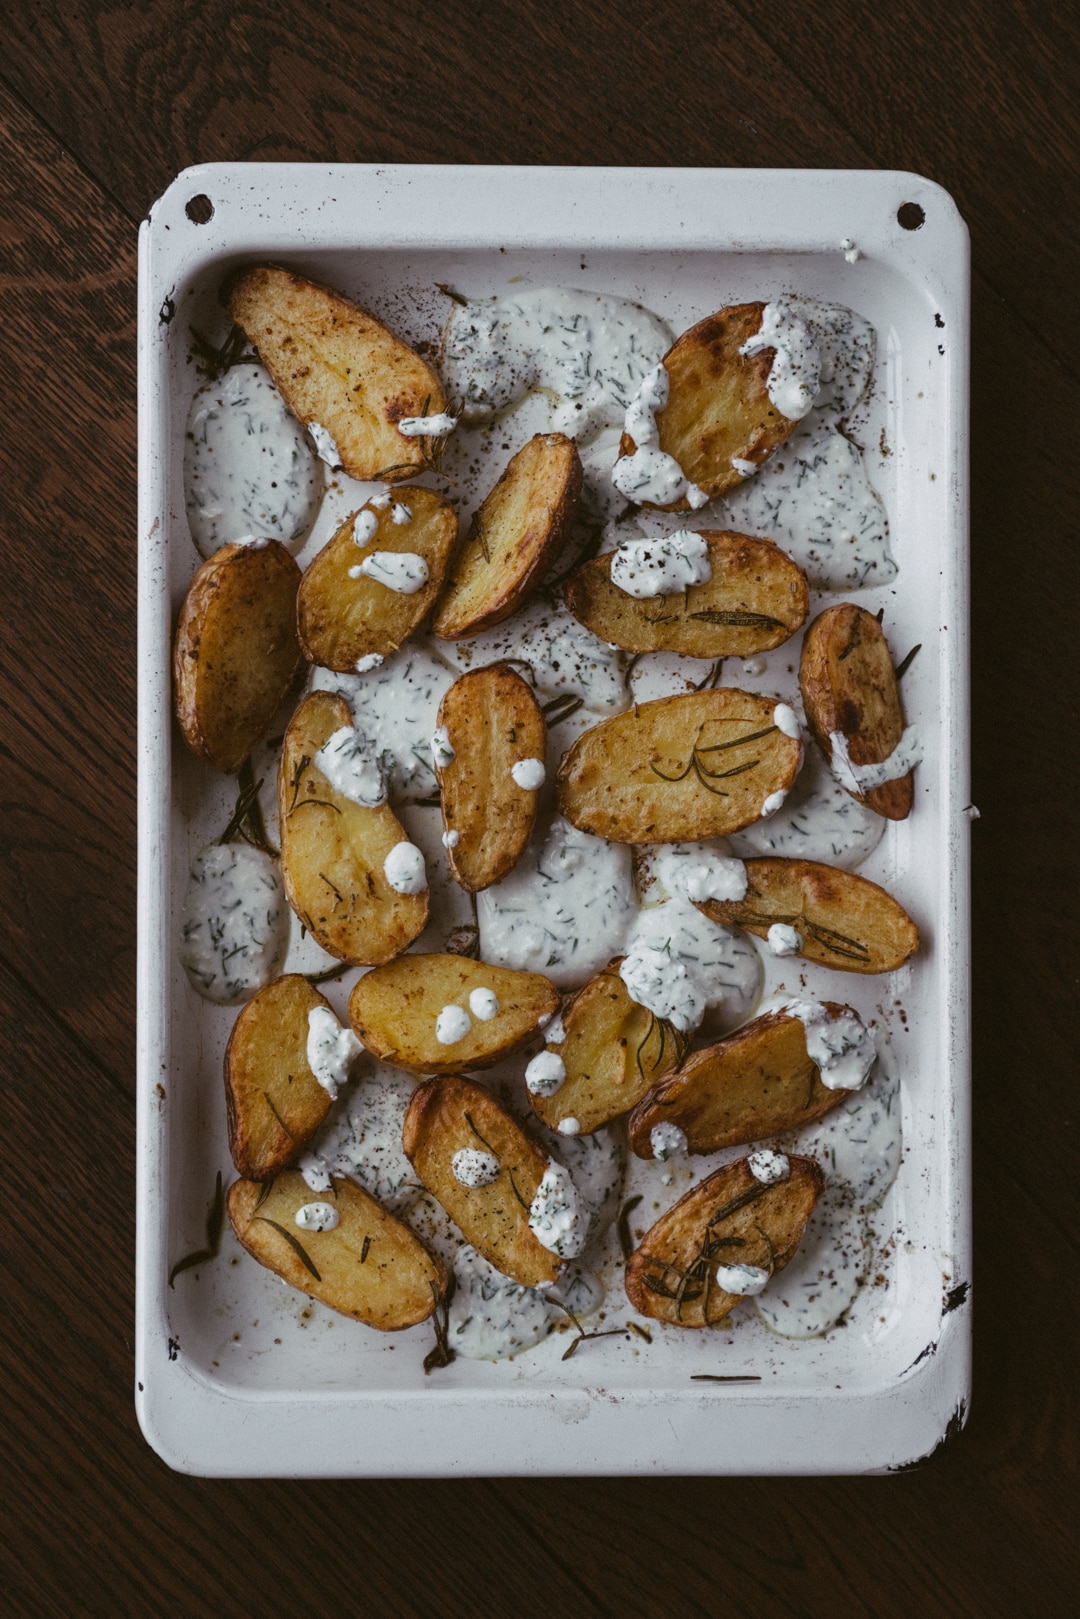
left=0, top=0, right=1077, bottom=1612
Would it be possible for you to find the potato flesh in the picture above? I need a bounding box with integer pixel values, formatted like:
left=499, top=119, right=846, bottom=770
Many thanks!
left=556, top=688, right=803, bottom=844
left=225, top=974, right=338, bottom=1179
left=433, top=432, right=582, bottom=639
left=799, top=604, right=913, bottom=820
left=619, top=304, right=798, bottom=510
left=278, top=691, right=428, bottom=963
left=624, top=1155, right=824, bottom=1326
left=173, top=540, right=302, bottom=773
left=628, top=1007, right=850, bottom=1159
left=695, top=856, right=919, bottom=974
left=227, top=265, right=447, bottom=483
left=401, top=1076, right=560, bottom=1287
left=348, top=954, right=558, bottom=1074
left=297, top=488, right=459, bottom=671
left=436, top=663, right=546, bottom=891
left=528, top=965, right=686, bottom=1135
left=565, top=529, right=809, bottom=657
left=228, top=1172, right=445, bottom=1331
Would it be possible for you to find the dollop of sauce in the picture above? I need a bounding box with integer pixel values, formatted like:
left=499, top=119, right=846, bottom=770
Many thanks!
left=348, top=551, right=430, bottom=594
left=353, top=509, right=379, bottom=546
left=783, top=999, right=876, bottom=1091
left=609, top=530, right=712, bottom=598
left=650, top=1121, right=688, bottom=1161
left=727, top=739, right=885, bottom=870
left=298, top=1152, right=333, bottom=1192
left=295, top=1201, right=339, bottom=1232
left=557, top=1117, right=581, bottom=1136
left=308, top=422, right=343, bottom=469
left=313, top=725, right=389, bottom=808
left=652, top=844, right=748, bottom=905
left=761, top=788, right=789, bottom=818
left=452, top=1148, right=501, bottom=1188
left=766, top=922, right=802, bottom=956
left=620, top=894, right=763, bottom=1033
left=383, top=840, right=428, bottom=894
left=391, top=503, right=412, bottom=524
left=829, top=725, right=923, bottom=795
left=715, top=1262, right=770, bottom=1296
left=435, top=1004, right=471, bottom=1045
left=610, top=364, right=710, bottom=508
left=740, top=303, right=821, bottom=421
left=747, top=1148, right=790, bottom=1185
left=397, top=411, right=457, bottom=437
left=620, top=945, right=703, bottom=1033
left=510, top=757, right=546, bottom=790
left=184, top=363, right=320, bottom=557
left=525, top=1050, right=567, bottom=1096
left=312, top=646, right=456, bottom=798
left=179, top=843, right=288, bottom=1004
left=528, top=1160, right=586, bottom=1258
left=468, top=987, right=499, bottom=1021
left=354, top=653, right=384, bottom=673
left=772, top=703, right=801, bottom=740
left=306, top=1006, right=363, bottom=1100
left=443, top=288, right=672, bottom=439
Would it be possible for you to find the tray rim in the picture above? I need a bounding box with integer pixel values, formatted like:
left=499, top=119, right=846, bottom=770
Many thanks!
left=136, top=161, right=971, bottom=1478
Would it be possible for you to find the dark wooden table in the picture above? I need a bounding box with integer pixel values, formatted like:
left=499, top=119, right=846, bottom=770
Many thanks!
left=2, top=3, right=1076, bottom=1613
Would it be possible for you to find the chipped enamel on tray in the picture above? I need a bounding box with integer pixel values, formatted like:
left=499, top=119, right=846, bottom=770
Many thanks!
left=137, top=166, right=970, bottom=1477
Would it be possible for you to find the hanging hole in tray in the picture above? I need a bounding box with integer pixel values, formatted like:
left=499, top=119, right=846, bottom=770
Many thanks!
left=897, top=202, right=925, bottom=231
left=186, top=194, right=215, bottom=225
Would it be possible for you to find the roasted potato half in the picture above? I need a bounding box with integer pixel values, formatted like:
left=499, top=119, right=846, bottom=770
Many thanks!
left=528, top=964, right=686, bottom=1136
left=348, top=954, right=558, bottom=1075
left=435, top=663, right=546, bottom=891
left=173, top=540, right=302, bottom=773
left=433, top=432, right=582, bottom=639
left=565, top=530, right=809, bottom=657
left=800, top=604, right=914, bottom=820
left=556, top=688, right=803, bottom=844
left=228, top=1172, right=445, bottom=1331
left=278, top=690, right=428, bottom=963
left=695, top=856, right=920, bottom=974
left=624, top=1154, right=824, bottom=1327
left=297, top=488, right=459, bottom=671
left=629, top=1004, right=856, bottom=1159
left=619, top=304, right=799, bottom=511
left=401, top=1075, right=560, bottom=1287
left=225, top=974, right=342, bottom=1179
left=226, top=265, right=448, bottom=483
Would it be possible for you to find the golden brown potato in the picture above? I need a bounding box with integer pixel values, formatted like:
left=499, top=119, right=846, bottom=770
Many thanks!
left=624, top=1154, right=824, bottom=1327
left=618, top=304, right=799, bottom=511
left=435, top=663, right=546, bottom=891
left=628, top=1004, right=856, bottom=1158
left=348, top=954, right=558, bottom=1075
left=228, top=1172, right=445, bottom=1331
left=800, top=604, right=914, bottom=820
left=565, top=529, right=809, bottom=657
left=527, top=964, right=686, bottom=1136
left=173, top=540, right=302, bottom=773
left=433, top=433, right=582, bottom=639
left=695, top=857, right=919, bottom=974
left=401, top=1075, right=560, bottom=1287
left=278, top=690, right=427, bottom=963
left=297, top=489, right=459, bottom=671
left=225, top=974, right=342, bottom=1179
left=556, top=689, right=803, bottom=844
left=226, top=265, right=448, bottom=483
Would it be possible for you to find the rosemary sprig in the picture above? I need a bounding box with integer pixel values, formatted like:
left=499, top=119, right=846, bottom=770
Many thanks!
left=262, top=1090, right=294, bottom=1140
left=616, top=1195, right=643, bottom=1261
left=189, top=323, right=256, bottom=380
left=423, top=1279, right=456, bottom=1374
left=168, top=1171, right=225, bottom=1287
left=541, top=693, right=585, bottom=726
left=626, top=1320, right=652, bottom=1343
left=304, top=960, right=351, bottom=984
left=252, top=1179, right=275, bottom=1213
left=550, top=1300, right=624, bottom=1360
left=696, top=725, right=778, bottom=754
left=361, top=1235, right=371, bottom=1264
left=895, top=643, right=922, bottom=680
left=253, top=1217, right=322, bottom=1280
left=838, top=616, right=863, bottom=661
left=435, top=282, right=468, bottom=307
left=732, top=908, right=871, bottom=962
left=464, top=1112, right=496, bottom=1154
left=473, top=517, right=491, bottom=564
left=506, top=1167, right=532, bottom=1212
left=218, top=758, right=277, bottom=854
left=690, top=1374, right=762, bottom=1383
left=287, top=753, right=311, bottom=814
left=693, top=658, right=725, bottom=692
left=287, top=798, right=341, bottom=816
left=688, top=609, right=786, bottom=629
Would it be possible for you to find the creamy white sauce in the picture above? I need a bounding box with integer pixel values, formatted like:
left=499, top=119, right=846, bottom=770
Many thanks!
left=452, top=1148, right=501, bottom=1188
left=510, top=757, right=546, bottom=790
left=653, top=844, right=748, bottom=905
left=179, top=843, right=288, bottom=1004
left=651, top=1121, right=687, bottom=1161
left=469, top=987, right=499, bottom=1021
left=611, top=364, right=709, bottom=508
left=829, top=725, right=923, bottom=795
left=391, top=503, right=412, bottom=524
left=740, top=303, right=821, bottom=421
left=349, top=552, right=429, bottom=594
left=295, top=1201, right=339, bottom=1232
left=397, top=411, right=457, bottom=437
left=548, top=1124, right=624, bottom=1246
left=443, top=288, right=672, bottom=439
left=525, top=1050, right=567, bottom=1096
left=353, top=509, right=379, bottom=546
left=731, top=456, right=757, bottom=477
left=477, top=816, right=636, bottom=988
left=727, top=739, right=885, bottom=870
left=761, top=788, right=789, bottom=818
left=766, top=922, right=802, bottom=956
left=430, top=726, right=456, bottom=769
left=306, top=1006, right=363, bottom=1100
left=610, top=530, right=711, bottom=597
left=528, top=1160, right=587, bottom=1258
left=308, top=421, right=343, bottom=470
left=383, top=840, right=427, bottom=894
left=620, top=895, right=763, bottom=1033
left=557, top=1118, right=581, bottom=1136
left=542, top=1011, right=567, bottom=1045
left=840, top=238, right=863, bottom=264
left=354, top=653, right=384, bottom=673
left=313, top=725, right=389, bottom=808
left=748, top=1148, right=790, bottom=1185
left=783, top=999, right=876, bottom=1091
left=441, top=829, right=460, bottom=848
left=772, top=703, right=801, bottom=740
left=715, top=1262, right=770, bottom=1296
left=435, top=1004, right=472, bottom=1045
left=183, top=363, right=320, bottom=557
left=298, top=1152, right=333, bottom=1193
left=448, top=1244, right=555, bottom=1361
left=312, top=646, right=457, bottom=798
left=311, top=1063, right=416, bottom=1211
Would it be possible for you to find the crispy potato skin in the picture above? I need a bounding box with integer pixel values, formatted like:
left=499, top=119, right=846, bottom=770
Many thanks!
left=228, top=1172, right=445, bottom=1331
left=297, top=488, right=459, bottom=671
left=629, top=1006, right=853, bottom=1158
left=696, top=856, right=920, bottom=974
left=619, top=304, right=797, bottom=510
left=556, top=689, right=803, bottom=844
left=173, top=540, right=302, bottom=773
left=225, top=974, right=339, bottom=1179
left=402, top=1076, right=560, bottom=1287
left=800, top=604, right=913, bottom=820
left=433, top=433, right=582, bottom=639
left=565, top=530, right=809, bottom=657
left=278, top=691, right=428, bottom=963
left=226, top=265, right=447, bottom=483
left=528, top=963, right=685, bottom=1135
left=348, top=955, right=558, bottom=1074
left=436, top=663, right=546, bottom=891
left=625, top=1155, right=824, bottom=1326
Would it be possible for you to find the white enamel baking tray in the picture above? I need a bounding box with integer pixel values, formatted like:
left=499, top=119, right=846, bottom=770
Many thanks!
left=136, top=164, right=970, bottom=1476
